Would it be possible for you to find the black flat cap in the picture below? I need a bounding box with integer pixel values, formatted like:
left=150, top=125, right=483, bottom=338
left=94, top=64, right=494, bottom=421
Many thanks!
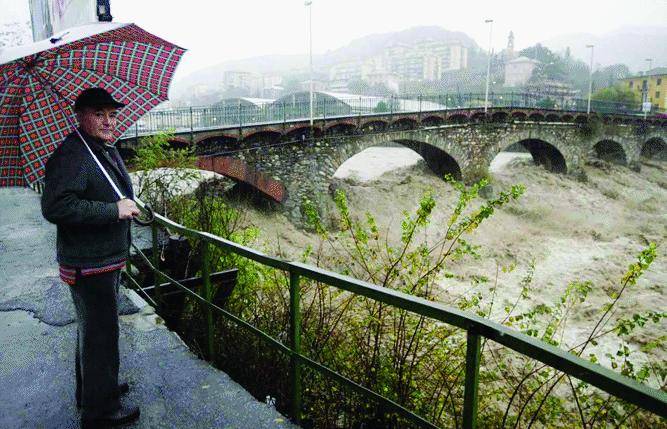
left=75, top=87, right=126, bottom=110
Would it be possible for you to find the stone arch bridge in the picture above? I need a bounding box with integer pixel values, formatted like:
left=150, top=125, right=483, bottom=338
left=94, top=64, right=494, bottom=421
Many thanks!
left=119, top=108, right=667, bottom=220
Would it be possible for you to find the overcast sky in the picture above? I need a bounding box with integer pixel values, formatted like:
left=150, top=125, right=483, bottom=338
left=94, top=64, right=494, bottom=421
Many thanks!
left=2, top=0, right=666, bottom=80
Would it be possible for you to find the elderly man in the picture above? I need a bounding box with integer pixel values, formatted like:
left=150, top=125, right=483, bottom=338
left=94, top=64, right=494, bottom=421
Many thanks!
left=41, top=87, right=141, bottom=428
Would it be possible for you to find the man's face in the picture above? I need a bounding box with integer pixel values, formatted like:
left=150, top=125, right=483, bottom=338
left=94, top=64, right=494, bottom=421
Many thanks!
left=77, top=106, right=118, bottom=142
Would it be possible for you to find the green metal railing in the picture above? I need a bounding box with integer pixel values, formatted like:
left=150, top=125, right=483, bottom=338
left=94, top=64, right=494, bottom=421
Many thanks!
left=126, top=199, right=667, bottom=428
left=121, top=92, right=666, bottom=141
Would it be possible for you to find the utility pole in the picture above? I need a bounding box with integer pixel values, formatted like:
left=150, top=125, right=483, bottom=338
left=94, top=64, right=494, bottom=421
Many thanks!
left=305, top=1, right=314, bottom=127
left=586, top=44, right=594, bottom=114
left=484, top=19, right=494, bottom=113
left=645, top=58, right=653, bottom=73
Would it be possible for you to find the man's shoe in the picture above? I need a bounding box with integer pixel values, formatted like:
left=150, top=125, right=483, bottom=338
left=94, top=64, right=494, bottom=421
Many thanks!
left=76, top=382, right=130, bottom=409
left=81, top=404, right=140, bottom=428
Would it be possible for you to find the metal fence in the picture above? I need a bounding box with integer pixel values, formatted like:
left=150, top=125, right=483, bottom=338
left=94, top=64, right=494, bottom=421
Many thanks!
left=121, top=92, right=663, bottom=140
left=123, top=198, right=667, bottom=428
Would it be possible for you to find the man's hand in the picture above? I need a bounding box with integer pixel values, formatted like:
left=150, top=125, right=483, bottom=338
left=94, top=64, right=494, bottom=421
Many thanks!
left=117, top=199, right=140, bottom=220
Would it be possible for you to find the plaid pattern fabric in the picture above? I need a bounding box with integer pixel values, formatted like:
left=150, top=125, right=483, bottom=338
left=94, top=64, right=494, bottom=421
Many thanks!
left=59, top=259, right=127, bottom=285
left=0, top=24, right=185, bottom=186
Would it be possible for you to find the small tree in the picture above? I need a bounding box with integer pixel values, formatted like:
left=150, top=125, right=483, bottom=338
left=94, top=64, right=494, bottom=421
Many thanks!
left=131, top=130, right=199, bottom=217
left=592, top=84, right=638, bottom=105
left=373, top=101, right=389, bottom=113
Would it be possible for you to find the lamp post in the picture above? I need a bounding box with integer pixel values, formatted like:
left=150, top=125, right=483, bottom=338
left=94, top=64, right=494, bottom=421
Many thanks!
left=643, top=58, right=652, bottom=119
left=305, top=1, right=314, bottom=127
left=484, top=19, right=493, bottom=113
left=645, top=58, right=653, bottom=74
left=586, top=44, right=594, bottom=114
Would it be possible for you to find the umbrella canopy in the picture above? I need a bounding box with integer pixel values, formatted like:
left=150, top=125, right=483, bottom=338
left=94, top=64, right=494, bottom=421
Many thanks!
left=0, top=22, right=186, bottom=187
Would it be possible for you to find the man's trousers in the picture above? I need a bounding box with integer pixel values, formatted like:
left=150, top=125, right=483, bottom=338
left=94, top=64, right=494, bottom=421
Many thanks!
left=68, top=269, right=122, bottom=419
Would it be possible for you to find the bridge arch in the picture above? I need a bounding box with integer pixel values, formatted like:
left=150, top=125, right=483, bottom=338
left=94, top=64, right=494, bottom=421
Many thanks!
left=391, top=117, right=418, bottom=130
left=325, top=121, right=357, bottom=136
left=360, top=120, right=389, bottom=133
left=593, top=139, right=628, bottom=165
left=195, top=133, right=239, bottom=155
left=243, top=129, right=282, bottom=144
left=421, top=115, right=444, bottom=127
left=285, top=126, right=321, bottom=140
left=196, top=156, right=286, bottom=203
left=447, top=113, right=469, bottom=123
left=641, top=136, right=666, bottom=160
left=330, top=131, right=466, bottom=184
left=194, top=132, right=238, bottom=146
left=491, top=111, right=509, bottom=122
left=493, top=131, right=569, bottom=174
left=511, top=111, right=527, bottom=121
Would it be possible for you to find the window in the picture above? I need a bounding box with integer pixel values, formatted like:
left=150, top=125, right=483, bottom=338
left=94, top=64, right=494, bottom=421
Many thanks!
left=657, top=91, right=661, bottom=99
left=629, top=81, right=634, bottom=88
left=658, top=78, right=662, bottom=85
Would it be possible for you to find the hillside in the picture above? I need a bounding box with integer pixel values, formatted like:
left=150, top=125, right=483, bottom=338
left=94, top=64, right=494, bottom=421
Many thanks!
left=542, top=26, right=667, bottom=72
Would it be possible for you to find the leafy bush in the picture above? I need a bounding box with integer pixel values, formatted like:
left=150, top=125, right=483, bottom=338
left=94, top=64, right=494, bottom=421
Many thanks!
left=130, top=130, right=199, bottom=216
left=153, top=173, right=665, bottom=428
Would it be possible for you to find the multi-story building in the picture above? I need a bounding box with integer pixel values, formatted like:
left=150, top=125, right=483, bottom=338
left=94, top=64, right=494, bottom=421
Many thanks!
left=504, top=56, right=540, bottom=87
left=222, top=71, right=256, bottom=90
left=329, top=39, right=469, bottom=85
left=620, top=71, right=667, bottom=110
left=329, top=61, right=364, bottom=83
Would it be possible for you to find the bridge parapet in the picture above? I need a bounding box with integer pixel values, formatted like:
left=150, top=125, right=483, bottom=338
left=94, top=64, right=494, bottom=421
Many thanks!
left=187, top=122, right=664, bottom=220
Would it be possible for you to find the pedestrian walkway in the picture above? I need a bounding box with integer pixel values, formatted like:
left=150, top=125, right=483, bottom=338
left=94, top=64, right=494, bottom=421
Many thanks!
left=0, top=187, right=296, bottom=429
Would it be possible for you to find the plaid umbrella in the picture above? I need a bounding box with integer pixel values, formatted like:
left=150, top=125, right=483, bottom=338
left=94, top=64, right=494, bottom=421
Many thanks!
left=0, top=22, right=186, bottom=187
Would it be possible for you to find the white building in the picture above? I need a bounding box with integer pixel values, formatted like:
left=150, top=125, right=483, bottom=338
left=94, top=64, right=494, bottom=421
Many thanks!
left=504, top=56, right=540, bottom=87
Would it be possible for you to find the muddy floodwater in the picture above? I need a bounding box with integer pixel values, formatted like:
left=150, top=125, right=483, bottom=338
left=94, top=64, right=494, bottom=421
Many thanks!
left=249, top=146, right=667, bottom=373
left=133, top=146, right=666, bottom=377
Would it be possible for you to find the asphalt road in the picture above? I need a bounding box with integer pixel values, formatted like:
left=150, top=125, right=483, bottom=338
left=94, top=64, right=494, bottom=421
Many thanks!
left=0, top=187, right=297, bottom=429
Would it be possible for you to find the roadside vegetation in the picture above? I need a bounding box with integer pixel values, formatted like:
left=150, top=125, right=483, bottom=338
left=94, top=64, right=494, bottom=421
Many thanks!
left=131, top=133, right=665, bottom=428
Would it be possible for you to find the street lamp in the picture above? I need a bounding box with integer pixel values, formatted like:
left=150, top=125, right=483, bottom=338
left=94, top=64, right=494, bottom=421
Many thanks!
left=305, top=1, right=314, bottom=127
left=484, top=19, right=493, bottom=113
left=645, top=58, right=653, bottom=74
left=586, top=44, right=594, bottom=114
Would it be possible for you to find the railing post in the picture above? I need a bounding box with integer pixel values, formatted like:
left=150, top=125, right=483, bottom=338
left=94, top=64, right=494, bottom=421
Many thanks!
left=238, top=101, right=244, bottom=139
left=189, top=107, right=194, bottom=143
left=289, top=271, right=302, bottom=423
left=418, top=95, right=422, bottom=123
left=282, top=101, right=286, bottom=130
left=151, top=222, right=162, bottom=302
left=201, top=240, right=215, bottom=361
left=390, top=95, right=394, bottom=119
left=463, top=330, right=481, bottom=429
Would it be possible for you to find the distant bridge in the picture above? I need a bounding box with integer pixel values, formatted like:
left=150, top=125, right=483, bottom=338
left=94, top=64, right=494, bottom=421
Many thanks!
left=118, top=95, right=667, bottom=219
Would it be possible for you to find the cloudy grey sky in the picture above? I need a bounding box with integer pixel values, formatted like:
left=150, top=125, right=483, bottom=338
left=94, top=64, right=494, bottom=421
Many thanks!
left=2, top=0, right=666, bottom=80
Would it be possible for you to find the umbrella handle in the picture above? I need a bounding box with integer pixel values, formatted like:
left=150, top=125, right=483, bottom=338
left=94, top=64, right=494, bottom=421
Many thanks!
left=132, top=202, right=154, bottom=226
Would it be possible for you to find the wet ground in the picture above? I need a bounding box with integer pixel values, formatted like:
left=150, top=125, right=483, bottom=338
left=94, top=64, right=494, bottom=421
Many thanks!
left=0, top=187, right=296, bottom=429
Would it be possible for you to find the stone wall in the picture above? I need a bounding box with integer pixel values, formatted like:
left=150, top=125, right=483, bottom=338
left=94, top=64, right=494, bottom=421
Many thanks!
left=192, top=122, right=666, bottom=221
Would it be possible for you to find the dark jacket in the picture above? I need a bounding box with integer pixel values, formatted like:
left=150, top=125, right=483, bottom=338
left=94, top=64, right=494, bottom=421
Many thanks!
left=41, top=129, right=134, bottom=268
